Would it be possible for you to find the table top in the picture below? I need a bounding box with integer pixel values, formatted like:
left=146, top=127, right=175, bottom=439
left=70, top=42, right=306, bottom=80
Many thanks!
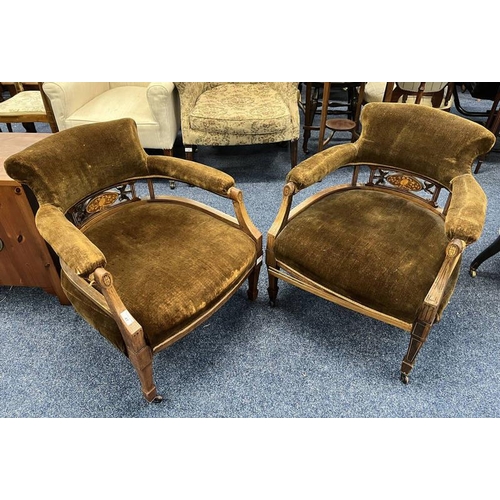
left=0, top=133, right=51, bottom=185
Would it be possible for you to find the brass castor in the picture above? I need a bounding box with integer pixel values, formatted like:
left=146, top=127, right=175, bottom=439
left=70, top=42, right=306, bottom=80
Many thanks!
left=400, top=373, right=410, bottom=385
left=151, top=395, right=164, bottom=403
left=469, top=268, right=477, bottom=278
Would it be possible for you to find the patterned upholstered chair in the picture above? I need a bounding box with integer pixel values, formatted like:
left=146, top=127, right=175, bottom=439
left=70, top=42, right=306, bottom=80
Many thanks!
left=267, top=102, right=495, bottom=383
left=174, top=82, right=300, bottom=168
left=42, top=82, right=180, bottom=156
left=5, top=118, right=262, bottom=402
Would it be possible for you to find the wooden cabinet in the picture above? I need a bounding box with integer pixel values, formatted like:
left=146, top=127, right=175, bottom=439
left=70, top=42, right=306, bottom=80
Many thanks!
left=0, top=133, right=68, bottom=304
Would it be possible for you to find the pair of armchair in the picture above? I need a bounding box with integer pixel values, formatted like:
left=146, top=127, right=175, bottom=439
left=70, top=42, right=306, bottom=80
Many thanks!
left=5, top=102, right=495, bottom=402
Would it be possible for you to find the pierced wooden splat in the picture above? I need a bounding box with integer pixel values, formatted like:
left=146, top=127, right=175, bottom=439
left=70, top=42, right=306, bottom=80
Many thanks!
left=67, top=181, right=140, bottom=228
left=86, top=192, right=119, bottom=213
left=360, top=165, right=448, bottom=210
left=386, top=174, right=423, bottom=192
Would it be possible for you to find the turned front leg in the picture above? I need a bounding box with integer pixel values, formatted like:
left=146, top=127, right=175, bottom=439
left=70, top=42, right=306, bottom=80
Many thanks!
left=400, top=320, right=432, bottom=384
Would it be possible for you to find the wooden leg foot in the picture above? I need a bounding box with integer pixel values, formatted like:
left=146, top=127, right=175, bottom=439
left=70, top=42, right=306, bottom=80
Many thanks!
left=267, top=273, right=279, bottom=307
left=247, top=262, right=262, bottom=301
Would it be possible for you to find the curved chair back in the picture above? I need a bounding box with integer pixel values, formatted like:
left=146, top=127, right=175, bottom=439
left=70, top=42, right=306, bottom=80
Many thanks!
left=5, top=118, right=148, bottom=212
left=356, top=102, right=495, bottom=187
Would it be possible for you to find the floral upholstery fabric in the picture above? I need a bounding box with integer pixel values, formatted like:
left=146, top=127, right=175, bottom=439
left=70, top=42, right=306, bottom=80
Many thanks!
left=0, top=91, right=45, bottom=115
left=190, top=84, right=291, bottom=135
left=175, top=82, right=300, bottom=146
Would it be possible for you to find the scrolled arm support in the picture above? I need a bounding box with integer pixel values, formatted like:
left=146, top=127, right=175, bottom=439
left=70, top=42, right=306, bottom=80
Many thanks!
left=92, top=268, right=159, bottom=402
left=420, top=238, right=467, bottom=321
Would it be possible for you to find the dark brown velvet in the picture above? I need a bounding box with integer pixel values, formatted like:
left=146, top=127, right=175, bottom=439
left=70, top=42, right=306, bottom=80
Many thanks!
left=287, top=143, right=358, bottom=190
left=36, top=204, right=106, bottom=276
left=5, top=119, right=149, bottom=212
left=147, top=156, right=235, bottom=196
left=62, top=200, right=257, bottom=350
left=274, top=189, right=458, bottom=324
left=446, top=174, right=488, bottom=244
left=355, top=103, right=496, bottom=188
left=287, top=104, right=495, bottom=193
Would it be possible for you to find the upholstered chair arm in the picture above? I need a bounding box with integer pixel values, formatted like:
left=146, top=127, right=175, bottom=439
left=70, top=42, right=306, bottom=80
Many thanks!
left=267, top=82, right=301, bottom=138
left=286, top=143, right=359, bottom=190
left=147, top=156, right=235, bottom=196
left=146, top=82, right=180, bottom=135
left=42, top=82, right=110, bottom=130
left=35, top=204, right=107, bottom=276
left=445, top=174, right=487, bottom=244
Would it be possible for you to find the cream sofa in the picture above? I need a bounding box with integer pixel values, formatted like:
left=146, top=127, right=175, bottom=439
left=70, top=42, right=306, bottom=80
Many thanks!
left=42, top=82, right=181, bottom=155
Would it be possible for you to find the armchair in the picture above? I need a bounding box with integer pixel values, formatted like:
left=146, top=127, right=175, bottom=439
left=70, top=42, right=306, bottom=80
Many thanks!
left=267, top=102, right=495, bottom=383
left=42, top=82, right=180, bottom=156
left=5, top=118, right=262, bottom=402
left=175, top=82, right=300, bottom=168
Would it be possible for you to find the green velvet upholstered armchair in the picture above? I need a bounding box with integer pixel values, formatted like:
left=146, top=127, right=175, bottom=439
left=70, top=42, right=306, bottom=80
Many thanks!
left=174, top=82, right=300, bottom=168
left=5, top=118, right=262, bottom=402
left=266, top=102, right=496, bottom=383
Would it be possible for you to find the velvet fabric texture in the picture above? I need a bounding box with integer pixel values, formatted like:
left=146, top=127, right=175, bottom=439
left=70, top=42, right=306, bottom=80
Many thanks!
left=286, top=103, right=496, bottom=245
left=275, top=102, right=496, bottom=326
left=5, top=118, right=259, bottom=358
left=64, top=201, right=257, bottom=351
left=274, top=190, right=459, bottom=324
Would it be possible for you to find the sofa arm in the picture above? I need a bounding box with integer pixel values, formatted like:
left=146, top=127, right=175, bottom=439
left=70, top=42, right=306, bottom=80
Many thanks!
left=36, top=204, right=106, bottom=277
left=146, top=82, right=180, bottom=128
left=286, top=143, right=359, bottom=190
left=147, top=155, right=235, bottom=196
left=445, top=173, right=487, bottom=244
left=42, top=82, right=110, bottom=130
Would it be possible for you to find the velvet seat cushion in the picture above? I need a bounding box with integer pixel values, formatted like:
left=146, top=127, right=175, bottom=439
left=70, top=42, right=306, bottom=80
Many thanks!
left=189, top=83, right=291, bottom=135
left=61, top=200, right=257, bottom=353
left=274, top=189, right=459, bottom=324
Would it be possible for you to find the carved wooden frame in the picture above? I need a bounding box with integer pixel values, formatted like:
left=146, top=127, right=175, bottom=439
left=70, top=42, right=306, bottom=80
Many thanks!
left=266, top=163, right=466, bottom=383
left=61, top=175, right=262, bottom=402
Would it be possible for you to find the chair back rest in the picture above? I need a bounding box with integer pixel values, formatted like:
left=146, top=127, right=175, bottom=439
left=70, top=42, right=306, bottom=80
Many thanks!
left=109, top=82, right=149, bottom=88
left=5, top=118, right=148, bottom=212
left=356, top=102, right=496, bottom=187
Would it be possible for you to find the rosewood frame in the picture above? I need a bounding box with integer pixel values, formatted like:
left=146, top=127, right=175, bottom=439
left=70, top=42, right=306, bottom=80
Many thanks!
left=61, top=175, right=262, bottom=402
left=266, top=163, right=466, bottom=383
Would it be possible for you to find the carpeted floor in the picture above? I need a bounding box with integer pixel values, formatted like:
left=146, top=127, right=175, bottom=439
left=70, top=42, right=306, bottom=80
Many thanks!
left=1, top=86, right=499, bottom=417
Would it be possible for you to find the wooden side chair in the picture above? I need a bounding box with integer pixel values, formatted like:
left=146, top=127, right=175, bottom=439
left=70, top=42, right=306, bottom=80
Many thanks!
left=267, top=102, right=496, bottom=384
left=362, top=82, right=455, bottom=110
left=5, top=118, right=262, bottom=402
left=0, top=82, right=58, bottom=133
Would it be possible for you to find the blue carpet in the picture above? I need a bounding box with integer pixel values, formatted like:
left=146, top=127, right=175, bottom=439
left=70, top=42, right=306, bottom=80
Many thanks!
left=1, top=87, right=499, bottom=418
